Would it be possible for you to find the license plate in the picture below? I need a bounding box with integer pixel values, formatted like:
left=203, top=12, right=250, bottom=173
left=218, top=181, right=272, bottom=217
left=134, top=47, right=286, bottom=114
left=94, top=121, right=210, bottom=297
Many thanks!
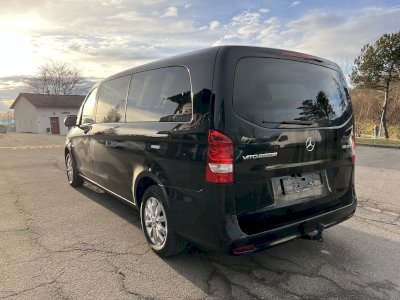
left=279, top=172, right=323, bottom=195
left=271, top=171, right=327, bottom=203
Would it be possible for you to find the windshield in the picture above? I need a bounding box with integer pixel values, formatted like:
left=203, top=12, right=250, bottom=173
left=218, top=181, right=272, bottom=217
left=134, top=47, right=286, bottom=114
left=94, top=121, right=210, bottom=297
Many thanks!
left=233, top=57, right=352, bottom=128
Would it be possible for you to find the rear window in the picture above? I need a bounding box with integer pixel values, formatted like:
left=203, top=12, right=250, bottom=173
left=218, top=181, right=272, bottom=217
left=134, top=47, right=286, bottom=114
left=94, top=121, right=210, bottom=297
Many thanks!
left=233, top=57, right=352, bottom=128
left=126, top=67, right=192, bottom=122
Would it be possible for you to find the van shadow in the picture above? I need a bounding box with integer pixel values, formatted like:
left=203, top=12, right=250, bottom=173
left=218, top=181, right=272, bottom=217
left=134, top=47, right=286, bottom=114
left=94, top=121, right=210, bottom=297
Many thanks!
left=75, top=183, right=400, bottom=299
left=165, top=228, right=400, bottom=299
left=76, top=182, right=142, bottom=226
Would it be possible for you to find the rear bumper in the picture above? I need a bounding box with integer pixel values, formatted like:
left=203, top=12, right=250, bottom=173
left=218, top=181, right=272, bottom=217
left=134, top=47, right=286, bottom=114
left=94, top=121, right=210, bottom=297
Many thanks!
left=227, top=190, right=357, bottom=254
left=168, top=183, right=357, bottom=254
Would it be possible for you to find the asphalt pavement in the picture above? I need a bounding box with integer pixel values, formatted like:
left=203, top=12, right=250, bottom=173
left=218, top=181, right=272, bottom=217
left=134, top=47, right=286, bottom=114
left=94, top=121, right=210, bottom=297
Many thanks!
left=0, top=133, right=399, bottom=299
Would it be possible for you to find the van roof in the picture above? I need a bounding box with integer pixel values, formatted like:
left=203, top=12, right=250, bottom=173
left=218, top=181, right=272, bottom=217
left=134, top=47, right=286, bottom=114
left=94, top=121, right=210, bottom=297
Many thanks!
left=100, top=46, right=340, bottom=84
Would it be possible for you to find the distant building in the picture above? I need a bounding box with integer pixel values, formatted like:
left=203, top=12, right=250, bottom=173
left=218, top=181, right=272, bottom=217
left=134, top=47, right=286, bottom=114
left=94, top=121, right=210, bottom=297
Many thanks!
left=10, top=93, right=85, bottom=135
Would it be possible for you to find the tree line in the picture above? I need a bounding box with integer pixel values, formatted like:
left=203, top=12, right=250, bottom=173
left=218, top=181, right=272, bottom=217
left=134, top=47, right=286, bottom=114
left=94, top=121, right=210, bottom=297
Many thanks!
left=351, top=31, right=400, bottom=139
left=350, top=84, right=400, bottom=138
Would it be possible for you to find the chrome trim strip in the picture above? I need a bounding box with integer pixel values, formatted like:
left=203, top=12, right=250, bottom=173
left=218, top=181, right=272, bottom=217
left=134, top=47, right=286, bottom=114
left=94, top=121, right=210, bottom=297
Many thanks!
left=268, top=235, right=298, bottom=246
left=79, top=174, right=136, bottom=207
left=263, top=159, right=331, bottom=171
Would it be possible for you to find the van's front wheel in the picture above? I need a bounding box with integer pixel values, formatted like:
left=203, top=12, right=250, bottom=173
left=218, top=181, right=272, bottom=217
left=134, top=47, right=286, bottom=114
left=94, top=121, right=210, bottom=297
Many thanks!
left=140, top=186, right=186, bottom=257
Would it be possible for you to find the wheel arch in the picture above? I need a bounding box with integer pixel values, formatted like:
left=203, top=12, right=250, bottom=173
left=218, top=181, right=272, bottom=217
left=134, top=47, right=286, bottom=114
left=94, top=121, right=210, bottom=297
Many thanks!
left=134, top=171, right=169, bottom=209
left=64, top=143, right=80, bottom=174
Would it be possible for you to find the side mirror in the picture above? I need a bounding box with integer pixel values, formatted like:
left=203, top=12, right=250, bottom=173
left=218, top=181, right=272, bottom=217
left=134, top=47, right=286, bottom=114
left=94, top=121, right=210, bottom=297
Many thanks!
left=64, top=115, right=77, bottom=127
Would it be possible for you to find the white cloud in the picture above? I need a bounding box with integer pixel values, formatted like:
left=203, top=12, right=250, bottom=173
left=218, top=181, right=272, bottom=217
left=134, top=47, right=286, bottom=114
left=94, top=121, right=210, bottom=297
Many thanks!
left=0, top=99, right=14, bottom=110
left=0, top=75, right=32, bottom=110
left=279, top=8, right=400, bottom=60
left=161, top=6, right=178, bottom=17
left=230, top=11, right=264, bottom=39
left=291, top=1, right=301, bottom=7
left=101, top=0, right=125, bottom=7
left=213, top=7, right=400, bottom=63
left=0, top=1, right=204, bottom=81
left=232, top=11, right=261, bottom=25
left=0, top=1, right=399, bottom=110
left=209, top=20, right=220, bottom=30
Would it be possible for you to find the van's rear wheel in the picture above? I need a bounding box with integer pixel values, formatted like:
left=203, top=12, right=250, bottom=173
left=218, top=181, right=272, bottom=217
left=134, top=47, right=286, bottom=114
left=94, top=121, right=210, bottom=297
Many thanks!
left=140, top=185, right=186, bottom=257
left=65, top=152, right=83, bottom=187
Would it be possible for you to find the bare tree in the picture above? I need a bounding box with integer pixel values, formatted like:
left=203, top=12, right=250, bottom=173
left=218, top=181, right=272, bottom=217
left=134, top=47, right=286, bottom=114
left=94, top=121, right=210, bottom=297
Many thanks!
left=336, top=57, right=353, bottom=86
left=27, top=60, right=85, bottom=95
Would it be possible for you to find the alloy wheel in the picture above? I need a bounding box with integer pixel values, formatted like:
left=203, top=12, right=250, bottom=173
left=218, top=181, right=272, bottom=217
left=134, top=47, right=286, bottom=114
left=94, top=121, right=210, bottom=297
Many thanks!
left=66, top=154, right=74, bottom=182
left=144, top=197, right=168, bottom=247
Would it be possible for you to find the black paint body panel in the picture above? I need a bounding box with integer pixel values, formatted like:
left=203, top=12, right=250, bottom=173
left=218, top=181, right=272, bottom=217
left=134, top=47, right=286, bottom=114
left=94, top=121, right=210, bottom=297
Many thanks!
left=66, top=46, right=356, bottom=252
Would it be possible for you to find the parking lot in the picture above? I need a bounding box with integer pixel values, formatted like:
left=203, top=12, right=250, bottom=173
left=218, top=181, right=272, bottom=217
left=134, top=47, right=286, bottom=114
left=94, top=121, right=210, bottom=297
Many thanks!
left=0, top=132, right=399, bottom=299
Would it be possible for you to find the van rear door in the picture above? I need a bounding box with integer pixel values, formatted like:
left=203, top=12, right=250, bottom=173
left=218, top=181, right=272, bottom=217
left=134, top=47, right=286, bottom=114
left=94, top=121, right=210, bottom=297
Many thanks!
left=230, top=56, right=355, bottom=228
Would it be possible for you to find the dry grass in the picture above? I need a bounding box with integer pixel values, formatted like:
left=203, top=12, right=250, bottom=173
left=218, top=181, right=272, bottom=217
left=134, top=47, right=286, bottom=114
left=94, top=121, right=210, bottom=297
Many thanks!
left=356, top=122, right=400, bottom=140
left=356, top=137, right=400, bottom=148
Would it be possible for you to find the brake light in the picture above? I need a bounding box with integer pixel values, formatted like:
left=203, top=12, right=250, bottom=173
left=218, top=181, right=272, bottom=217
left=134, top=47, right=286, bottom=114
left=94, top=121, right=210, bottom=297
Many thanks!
left=281, top=50, right=321, bottom=61
left=232, top=244, right=254, bottom=254
left=205, top=130, right=234, bottom=183
left=351, top=132, right=356, bottom=164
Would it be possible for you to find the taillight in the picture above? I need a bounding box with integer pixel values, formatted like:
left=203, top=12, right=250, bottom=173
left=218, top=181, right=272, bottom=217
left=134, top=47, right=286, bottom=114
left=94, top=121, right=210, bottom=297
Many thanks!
left=205, top=130, right=234, bottom=183
left=351, top=132, right=356, bottom=164
left=232, top=244, right=254, bottom=254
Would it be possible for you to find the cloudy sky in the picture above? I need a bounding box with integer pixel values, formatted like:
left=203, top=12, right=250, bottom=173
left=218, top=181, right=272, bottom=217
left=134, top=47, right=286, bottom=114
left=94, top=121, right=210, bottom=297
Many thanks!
left=0, top=0, right=399, bottom=112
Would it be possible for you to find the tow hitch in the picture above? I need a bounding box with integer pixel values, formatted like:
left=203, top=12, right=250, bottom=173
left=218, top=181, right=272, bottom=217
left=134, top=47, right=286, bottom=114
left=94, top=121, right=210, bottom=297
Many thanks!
left=301, top=223, right=324, bottom=242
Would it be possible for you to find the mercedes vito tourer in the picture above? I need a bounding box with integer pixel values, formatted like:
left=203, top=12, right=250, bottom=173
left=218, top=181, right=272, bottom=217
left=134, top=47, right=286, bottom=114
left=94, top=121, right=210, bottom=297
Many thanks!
left=64, top=46, right=357, bottom=257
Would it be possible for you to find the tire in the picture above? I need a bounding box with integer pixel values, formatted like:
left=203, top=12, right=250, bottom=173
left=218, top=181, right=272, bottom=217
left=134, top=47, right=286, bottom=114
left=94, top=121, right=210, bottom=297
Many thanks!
left=140, top=185, right=187, bottom=257
left=65, top=152, right=84, bottom=187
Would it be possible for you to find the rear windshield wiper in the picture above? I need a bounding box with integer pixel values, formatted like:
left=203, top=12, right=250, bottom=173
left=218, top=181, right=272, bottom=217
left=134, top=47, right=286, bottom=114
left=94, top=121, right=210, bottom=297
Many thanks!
left=262, top=120, right=318, bottom=128
left=280, top=120, right=314, bottom=125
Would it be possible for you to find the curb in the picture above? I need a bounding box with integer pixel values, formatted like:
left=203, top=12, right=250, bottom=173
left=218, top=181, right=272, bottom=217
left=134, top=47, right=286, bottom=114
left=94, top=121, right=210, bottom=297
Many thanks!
left=357, top=143, right=400, bottom=150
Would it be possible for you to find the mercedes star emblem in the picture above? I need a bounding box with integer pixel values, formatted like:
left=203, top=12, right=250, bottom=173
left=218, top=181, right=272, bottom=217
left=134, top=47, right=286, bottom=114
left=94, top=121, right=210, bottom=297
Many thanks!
left=306, top=137, right=316, bottom=152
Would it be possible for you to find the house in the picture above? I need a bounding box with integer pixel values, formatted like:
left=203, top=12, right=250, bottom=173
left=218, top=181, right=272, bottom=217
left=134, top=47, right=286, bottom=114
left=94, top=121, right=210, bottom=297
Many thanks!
left=10, top=93, right=85, bottom=135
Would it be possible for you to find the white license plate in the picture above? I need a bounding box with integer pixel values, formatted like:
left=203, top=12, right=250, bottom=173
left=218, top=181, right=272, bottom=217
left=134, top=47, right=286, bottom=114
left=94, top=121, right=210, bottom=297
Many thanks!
left=280, top=172, right=323, bottom=195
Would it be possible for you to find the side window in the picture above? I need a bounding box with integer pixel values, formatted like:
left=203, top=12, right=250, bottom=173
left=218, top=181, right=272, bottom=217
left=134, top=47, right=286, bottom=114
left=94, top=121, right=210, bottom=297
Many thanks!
left=126, top=67, right=191, bottom=122
left=96, top=75, right=130, bottom=123
left=81, top=87, right=98, bottom=124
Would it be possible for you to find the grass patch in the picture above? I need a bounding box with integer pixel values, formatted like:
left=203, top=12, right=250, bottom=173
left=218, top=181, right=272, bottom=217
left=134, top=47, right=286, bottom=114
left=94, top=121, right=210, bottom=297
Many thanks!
left=356, top=137, right=400, bottom=147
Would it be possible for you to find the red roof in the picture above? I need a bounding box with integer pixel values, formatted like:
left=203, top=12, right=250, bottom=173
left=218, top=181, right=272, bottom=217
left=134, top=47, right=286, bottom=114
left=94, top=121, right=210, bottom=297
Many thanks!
left=10, top=93, right=85, bottom=109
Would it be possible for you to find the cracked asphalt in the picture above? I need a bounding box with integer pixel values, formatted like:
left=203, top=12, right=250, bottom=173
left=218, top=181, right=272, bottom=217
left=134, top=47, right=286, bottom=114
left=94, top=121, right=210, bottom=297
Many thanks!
left=0, top=132, right=399, bottom=299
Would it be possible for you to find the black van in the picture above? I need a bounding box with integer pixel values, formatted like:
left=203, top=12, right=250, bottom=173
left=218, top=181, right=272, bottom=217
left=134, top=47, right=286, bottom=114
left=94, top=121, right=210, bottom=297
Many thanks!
left=64, top=46, right=357, bottom=256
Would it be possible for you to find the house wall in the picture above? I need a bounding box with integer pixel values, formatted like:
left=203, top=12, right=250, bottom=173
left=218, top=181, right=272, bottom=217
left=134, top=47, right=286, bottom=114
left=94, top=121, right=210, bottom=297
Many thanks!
left=36, top=107, right=80, bottom=135
left=14, top=97, right=38, bottom=133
